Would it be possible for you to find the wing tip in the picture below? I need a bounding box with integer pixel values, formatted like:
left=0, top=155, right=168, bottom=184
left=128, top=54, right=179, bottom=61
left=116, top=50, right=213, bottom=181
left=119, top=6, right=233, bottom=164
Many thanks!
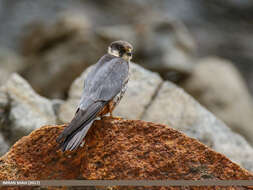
left=58, top=136, right=81, bottom=152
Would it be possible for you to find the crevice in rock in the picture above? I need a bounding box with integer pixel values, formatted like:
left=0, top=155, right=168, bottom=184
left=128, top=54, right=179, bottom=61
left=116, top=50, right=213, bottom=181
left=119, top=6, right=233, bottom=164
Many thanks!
left=0, top=93, right=12, bottom=146
left=140, top=81, right=163, bottom=119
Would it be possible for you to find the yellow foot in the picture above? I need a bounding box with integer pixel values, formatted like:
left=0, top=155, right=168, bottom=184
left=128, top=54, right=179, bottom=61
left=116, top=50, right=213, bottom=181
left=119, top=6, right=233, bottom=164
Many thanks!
left=101, top=115, right=122, bottom=120
left=108, top=111, right=122, bottom=120
left=109, top=116, right=122, bottom=120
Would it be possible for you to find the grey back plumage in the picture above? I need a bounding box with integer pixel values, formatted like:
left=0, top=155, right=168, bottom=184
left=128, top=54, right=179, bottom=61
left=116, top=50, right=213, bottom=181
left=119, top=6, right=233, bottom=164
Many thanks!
left=57, top=54, right=129, bottom=151
left=80, top=54, right=129, bottom=108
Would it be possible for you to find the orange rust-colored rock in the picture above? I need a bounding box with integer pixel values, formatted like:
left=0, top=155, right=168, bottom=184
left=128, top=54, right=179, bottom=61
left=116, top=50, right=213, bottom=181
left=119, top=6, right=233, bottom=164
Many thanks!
left=0, top=118, right=253, bottom=190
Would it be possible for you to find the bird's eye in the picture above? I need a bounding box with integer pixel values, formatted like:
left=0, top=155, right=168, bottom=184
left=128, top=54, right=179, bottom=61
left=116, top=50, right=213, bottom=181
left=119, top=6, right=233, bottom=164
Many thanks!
left=127, top=52, right=132, bottom=56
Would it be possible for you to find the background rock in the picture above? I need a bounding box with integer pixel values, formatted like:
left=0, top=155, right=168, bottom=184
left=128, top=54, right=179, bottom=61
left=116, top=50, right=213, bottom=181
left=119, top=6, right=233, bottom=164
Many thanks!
left=0, top=48, right=24, bottom=85
left=0, top=133, right=9, bottom=156
left=96, top=17, right=196, bottom=78
left=51, top=99, right=65, bottom=122
left=136, top=18, right=196, bottom=78
left=181, top=57, right=253, bottom=145
left=1, top=0, right=253, bottom=95
left=0, top=119, right=252, bottom=190
left=0, top=73, right=56, bottom=145
left=18, top=14, right=195, bottom=99
left=19, top=13, right=108, bottom=99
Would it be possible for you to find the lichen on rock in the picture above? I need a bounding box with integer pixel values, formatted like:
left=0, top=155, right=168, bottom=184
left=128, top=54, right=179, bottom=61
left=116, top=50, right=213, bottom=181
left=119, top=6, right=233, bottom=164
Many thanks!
left=0, top=118, right=252, bottom=189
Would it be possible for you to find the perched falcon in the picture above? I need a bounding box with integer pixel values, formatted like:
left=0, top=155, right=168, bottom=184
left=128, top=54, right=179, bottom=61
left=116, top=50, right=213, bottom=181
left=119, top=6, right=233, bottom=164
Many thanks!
left=57, top=40, right=133, bottom=151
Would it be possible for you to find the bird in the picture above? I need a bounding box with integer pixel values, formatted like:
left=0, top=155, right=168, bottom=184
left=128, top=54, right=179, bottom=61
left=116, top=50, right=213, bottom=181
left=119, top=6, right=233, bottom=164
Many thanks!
left=56, top=40, right=133, bottom=152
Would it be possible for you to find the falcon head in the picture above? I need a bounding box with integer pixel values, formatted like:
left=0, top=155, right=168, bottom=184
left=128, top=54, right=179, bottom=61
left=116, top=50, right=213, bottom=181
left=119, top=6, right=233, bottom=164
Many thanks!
left=108, top=40, right=133, bottom=62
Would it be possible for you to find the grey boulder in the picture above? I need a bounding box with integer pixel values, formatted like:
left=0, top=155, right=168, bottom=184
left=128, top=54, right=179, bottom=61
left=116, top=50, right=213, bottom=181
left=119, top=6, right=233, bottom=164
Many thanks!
left=181, top=57, right=253, bottom=145
left=0, top=73, right=56, bottom=144
left=0, top=133, right=9, bottom=156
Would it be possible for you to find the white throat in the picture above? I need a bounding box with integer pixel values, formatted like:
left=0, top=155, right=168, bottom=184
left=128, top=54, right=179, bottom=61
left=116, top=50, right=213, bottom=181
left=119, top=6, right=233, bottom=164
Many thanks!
left=108, top=47, right=132, bottom=62
left=108, top=47, right=120, bottom=57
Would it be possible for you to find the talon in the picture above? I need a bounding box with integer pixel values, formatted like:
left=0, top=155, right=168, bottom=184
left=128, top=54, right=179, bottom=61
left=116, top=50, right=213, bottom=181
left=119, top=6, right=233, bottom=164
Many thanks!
left=108, top=115, right=122, bottom=120
left=112, top=116, right=122, bottom=120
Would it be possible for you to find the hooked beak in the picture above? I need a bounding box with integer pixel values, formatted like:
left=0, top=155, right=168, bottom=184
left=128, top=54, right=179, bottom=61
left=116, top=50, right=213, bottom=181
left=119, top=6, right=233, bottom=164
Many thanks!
left=127, top=52, right=132, bottom=56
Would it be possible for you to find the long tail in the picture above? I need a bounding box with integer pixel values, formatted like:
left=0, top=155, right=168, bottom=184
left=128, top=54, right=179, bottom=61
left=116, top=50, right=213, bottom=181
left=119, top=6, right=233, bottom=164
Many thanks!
left=57, top=101, right=107, bottom=152
left=59, top=121, right=93, bottom=151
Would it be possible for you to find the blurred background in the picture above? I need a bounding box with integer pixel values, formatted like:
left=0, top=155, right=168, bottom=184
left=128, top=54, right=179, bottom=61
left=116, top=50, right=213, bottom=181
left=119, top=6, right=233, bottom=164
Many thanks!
left=1, top=0, right=253, bottom=97
left=0, top=0, right=253, bottom=170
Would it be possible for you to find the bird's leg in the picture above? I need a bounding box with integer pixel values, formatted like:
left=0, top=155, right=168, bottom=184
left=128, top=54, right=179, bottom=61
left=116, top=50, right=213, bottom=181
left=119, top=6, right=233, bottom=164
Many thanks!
left=108, top=106, right=122, bottom=120
left=109, top=110, right=113, bottom=117
left=109, top=111, right=122, bottom=120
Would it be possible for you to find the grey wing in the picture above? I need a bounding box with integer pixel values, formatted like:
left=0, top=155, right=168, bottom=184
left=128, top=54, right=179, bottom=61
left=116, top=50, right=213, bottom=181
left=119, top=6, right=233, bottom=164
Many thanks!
left=78, top=57, right=129, bottom=111
left=57, top=57, right=129, bottom=150
left=56, top=101, right=107, bottom=151
left=85, top=57, right=129, bottom=101
left=57, top=101, right=106, bottom=141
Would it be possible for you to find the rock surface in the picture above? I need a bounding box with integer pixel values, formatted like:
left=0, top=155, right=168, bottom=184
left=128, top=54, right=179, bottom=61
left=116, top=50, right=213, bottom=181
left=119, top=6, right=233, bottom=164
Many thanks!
left=0, top=118, right=252, bottom=190
left=142, top=81, right=253, bottom=172
left=0, top=73, right=56, bottom=144
left=181, top=57, right=253, bottom=145
left=0, top=48, right=23, bottom=85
